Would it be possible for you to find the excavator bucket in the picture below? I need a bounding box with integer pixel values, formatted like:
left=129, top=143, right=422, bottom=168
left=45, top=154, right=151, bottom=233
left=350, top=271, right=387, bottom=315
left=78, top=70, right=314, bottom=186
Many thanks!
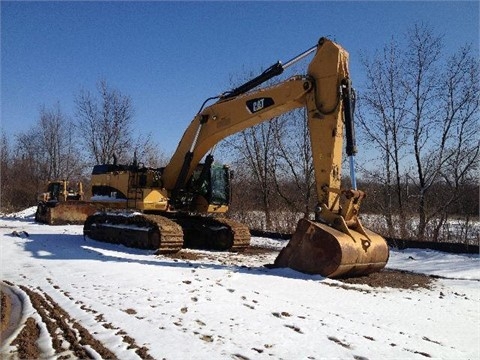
left=273, top=218, right=389, bottom=278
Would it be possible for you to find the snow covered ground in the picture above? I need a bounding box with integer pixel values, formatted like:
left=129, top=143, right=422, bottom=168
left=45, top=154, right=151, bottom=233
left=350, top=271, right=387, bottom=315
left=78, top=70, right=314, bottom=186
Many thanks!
left=1, top=207, right=479, bottom=359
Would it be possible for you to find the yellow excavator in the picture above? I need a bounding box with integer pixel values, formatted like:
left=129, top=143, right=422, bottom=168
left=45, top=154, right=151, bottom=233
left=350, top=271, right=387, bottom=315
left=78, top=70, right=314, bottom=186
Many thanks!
left=82, top=37, right=389, bottom=278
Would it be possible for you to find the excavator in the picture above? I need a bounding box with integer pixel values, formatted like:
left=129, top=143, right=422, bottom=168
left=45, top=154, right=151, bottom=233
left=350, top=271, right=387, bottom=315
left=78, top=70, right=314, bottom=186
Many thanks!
left=81, top=37, right=389, bottom=278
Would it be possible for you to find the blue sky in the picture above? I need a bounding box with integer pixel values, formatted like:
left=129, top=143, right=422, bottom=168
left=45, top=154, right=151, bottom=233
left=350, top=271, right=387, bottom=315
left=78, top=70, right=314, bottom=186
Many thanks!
left=2, top=1, right=479, bottom=156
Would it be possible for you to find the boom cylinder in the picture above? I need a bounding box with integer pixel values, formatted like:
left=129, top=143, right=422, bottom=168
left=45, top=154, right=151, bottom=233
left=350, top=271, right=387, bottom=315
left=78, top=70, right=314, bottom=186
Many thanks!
left=221, top=43, right=317, bottom=100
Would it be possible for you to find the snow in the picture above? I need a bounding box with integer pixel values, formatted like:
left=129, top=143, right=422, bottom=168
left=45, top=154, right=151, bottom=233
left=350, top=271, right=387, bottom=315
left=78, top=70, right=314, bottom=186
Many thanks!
left=1, top=207, right=479, bottom=359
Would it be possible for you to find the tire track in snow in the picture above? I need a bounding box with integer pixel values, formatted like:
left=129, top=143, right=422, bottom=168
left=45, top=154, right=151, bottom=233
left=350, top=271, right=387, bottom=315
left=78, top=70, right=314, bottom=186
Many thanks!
left=43, top=278, right=154, bottom=359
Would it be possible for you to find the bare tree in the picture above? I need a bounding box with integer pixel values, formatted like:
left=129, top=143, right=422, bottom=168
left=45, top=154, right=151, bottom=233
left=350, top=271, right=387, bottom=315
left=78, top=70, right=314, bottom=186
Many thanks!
left=359, top=23, right=479, bottom=242
left=228, top=120, right=278, bottom=229
left=402, top=24, right=445, bottom=240
left=225, top=108, right=316, bottom=232
left=132, top=133, right=169, bottom=168
left=75, top=80, right=134, bottom=165
left=357, top=37, right=409, bottom=237
left=430, top=44, right=480, bottom=241
left=37, top=104, right=84, bottom=180
left=0, top=131, right=14, bottom=211
left=7, top=104, right=85, bottom=207
left=9, top=128, right=44, bottom=208
left=272, top=109, right=316, bottom=218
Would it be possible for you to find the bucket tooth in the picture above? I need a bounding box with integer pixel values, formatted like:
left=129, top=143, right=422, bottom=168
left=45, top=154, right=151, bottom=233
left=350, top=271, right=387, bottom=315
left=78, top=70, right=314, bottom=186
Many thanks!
left=274, top=218, right=389, bottom=278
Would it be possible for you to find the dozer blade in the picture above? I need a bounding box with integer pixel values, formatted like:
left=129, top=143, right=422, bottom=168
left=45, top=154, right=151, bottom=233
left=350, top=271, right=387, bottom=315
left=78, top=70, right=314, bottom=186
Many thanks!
left=273, top=218, right=389, bottom=278
left=35, top=201, right=100, bottom=225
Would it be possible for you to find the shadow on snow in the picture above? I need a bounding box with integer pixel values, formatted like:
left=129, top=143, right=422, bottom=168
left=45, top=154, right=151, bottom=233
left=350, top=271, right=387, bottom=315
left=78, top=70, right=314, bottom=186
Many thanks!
left=12, top=228, right=324, bottom=282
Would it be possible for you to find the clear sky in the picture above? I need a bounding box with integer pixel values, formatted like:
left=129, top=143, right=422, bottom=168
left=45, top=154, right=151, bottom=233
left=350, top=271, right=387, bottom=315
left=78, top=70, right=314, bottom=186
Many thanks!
left=2, top=1, right=479, bottom=156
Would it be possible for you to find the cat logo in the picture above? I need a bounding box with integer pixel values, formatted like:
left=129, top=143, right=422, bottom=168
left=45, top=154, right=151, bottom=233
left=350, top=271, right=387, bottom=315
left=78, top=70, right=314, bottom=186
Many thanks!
left=246, top=97, right=274, bottom=114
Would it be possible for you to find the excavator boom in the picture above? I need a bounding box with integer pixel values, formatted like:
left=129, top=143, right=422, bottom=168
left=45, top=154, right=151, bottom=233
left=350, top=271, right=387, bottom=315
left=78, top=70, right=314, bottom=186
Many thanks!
left=158, top=37, right=388, bottom=277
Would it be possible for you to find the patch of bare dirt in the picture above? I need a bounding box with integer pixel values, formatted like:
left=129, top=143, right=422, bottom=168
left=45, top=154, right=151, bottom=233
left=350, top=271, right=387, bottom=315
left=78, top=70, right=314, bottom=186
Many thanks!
left=164, top=246, right=276, bottom=261
left=10, top=317, right=40, bottom=359
left=242, top=246, right=278, bottom=255
left=1, top=288, right=12, bottom=335
left=340, top=269, right=433, bottom=290
left=1, top=284, right=40, bottom=359
left=19, top=285, right=117, bottom=359
left=166, top=250, right=204, bottom=261
left=165, top=247, right=434, bottom=290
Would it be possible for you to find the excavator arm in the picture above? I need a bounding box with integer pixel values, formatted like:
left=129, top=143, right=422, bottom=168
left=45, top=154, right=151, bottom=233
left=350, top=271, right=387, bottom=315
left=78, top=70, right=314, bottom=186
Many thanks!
left=162, top=39, right=365, bottom=225
left=161, top=37, right=388, bottom=278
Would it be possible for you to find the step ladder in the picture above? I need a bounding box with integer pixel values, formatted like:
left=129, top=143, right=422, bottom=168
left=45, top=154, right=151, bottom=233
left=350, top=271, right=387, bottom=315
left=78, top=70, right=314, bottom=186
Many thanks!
left=127, top=172, right=143, bottom=209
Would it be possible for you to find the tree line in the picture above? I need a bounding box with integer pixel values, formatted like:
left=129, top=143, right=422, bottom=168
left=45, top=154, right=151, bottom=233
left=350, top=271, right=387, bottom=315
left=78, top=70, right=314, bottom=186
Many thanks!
left=1, top=24, right=478, bottom=244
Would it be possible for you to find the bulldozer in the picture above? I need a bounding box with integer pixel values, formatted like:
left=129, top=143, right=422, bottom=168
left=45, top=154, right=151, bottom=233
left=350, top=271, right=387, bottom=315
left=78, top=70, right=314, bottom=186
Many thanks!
left=80, top=37, right=389, bottom=278
left=35, top=180, right=95, bottom=225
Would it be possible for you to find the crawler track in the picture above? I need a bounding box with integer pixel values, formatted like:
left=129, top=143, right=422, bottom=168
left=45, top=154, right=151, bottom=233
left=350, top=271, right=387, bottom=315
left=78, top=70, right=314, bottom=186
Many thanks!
left=177, top=216, right=251, bottom=251
left=84, top=212, right=184, bottom=253
left=215, top=217, right=251, bottom=251
left=83, top=211, right=251, bottom=253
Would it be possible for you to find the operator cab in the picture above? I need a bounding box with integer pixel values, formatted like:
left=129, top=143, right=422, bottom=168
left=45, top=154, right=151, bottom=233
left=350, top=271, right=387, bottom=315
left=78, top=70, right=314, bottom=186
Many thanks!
left=47, top=182, right=62, bottom=201
left=189, top=163, right=231, bottom=206
left=171, top=159, right=232, bottom=213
